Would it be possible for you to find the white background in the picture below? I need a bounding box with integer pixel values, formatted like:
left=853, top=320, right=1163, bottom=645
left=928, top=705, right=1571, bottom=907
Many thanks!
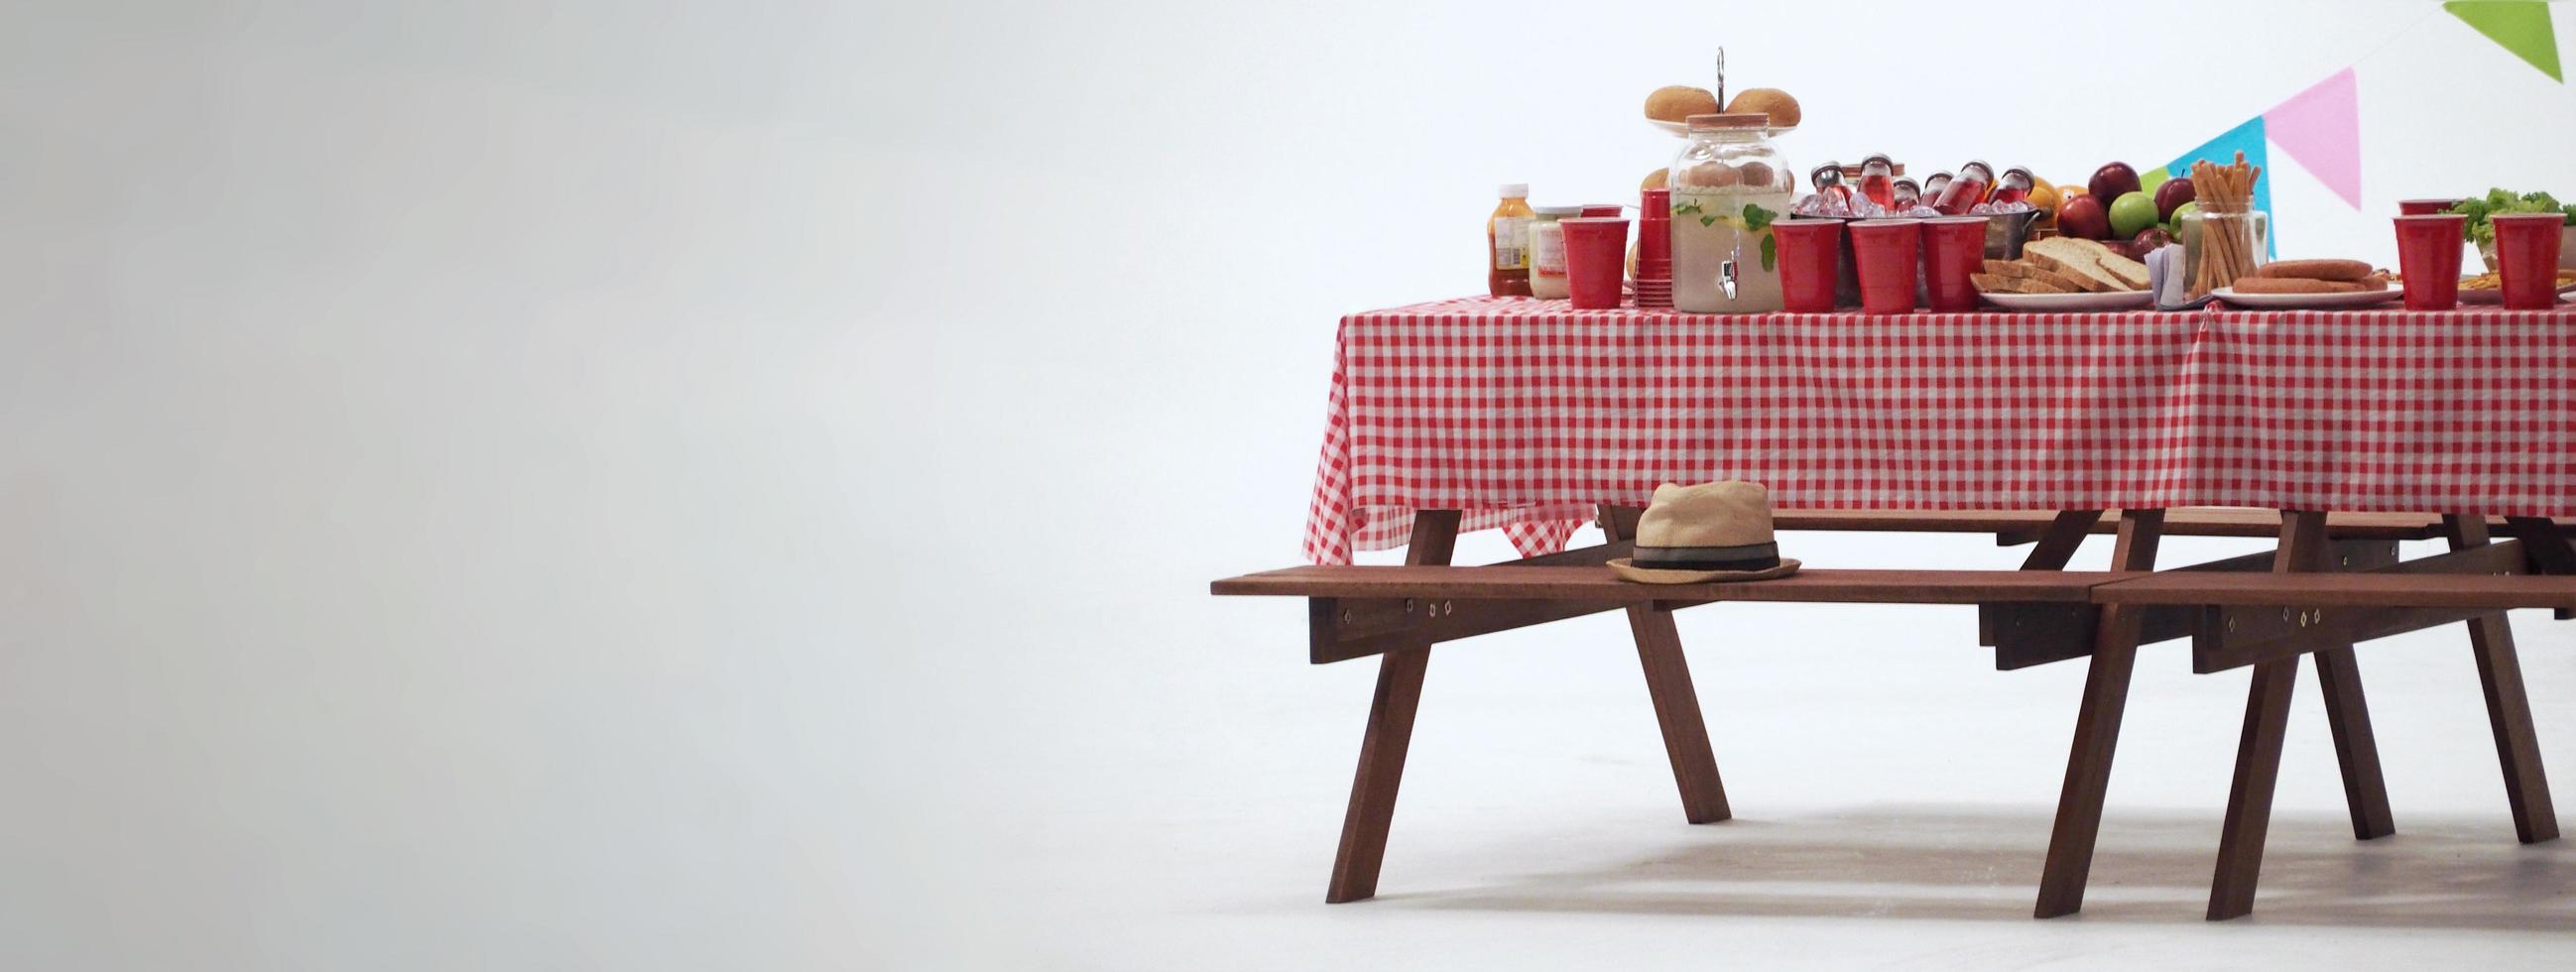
left=5, top=1, right=2576, bottom=968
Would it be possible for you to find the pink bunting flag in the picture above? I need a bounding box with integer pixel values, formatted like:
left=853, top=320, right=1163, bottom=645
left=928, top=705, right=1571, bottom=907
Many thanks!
left=2262, top=67, right=2363, bottom=209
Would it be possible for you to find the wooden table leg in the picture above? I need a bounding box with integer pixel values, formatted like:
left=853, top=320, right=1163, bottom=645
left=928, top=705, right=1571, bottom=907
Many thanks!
left=2208, top=654, right=2300, bottom=919
left=2033, top=509, right=2160, bottom=918
left=1603, top=508, right=1731, bottom=824
left=2206, top=509, right=2326, bottom=919
left=2445, top=515, right=2560, bottom=844
left=1325, top=510, right=1459, bottom=904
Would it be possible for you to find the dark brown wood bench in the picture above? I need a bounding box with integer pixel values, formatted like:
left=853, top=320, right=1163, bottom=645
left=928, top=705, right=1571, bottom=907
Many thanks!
left=1217, top=507, right=2571, bottom=920
left=1215, top=510, right=2575, bottom=919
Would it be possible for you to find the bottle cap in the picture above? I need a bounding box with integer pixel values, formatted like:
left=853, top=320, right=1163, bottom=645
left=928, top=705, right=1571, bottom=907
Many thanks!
left=1533, top=204, right=1585, bottom=217
left=1499, top=183, right=1529, bottom=198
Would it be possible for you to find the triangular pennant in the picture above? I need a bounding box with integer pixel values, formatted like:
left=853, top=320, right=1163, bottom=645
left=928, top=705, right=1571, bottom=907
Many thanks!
left=2165, top=115, right=2276, bottom=259
left=2444, top=1, right=2562, bottom=81
left=2263, top=68, right=2363, bottom=209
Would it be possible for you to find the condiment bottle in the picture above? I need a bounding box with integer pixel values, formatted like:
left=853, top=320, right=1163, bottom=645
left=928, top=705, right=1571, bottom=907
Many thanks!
left=1989, top=167, right=2034, bottom=206
left=1526, top=205, right=1585, bottom=300
left=1669, top=113, right=1793, bottom=313
left=1931, top=161, right=1993, bottom=215
left=1857, top=154, right=1897, bottom=208
left=1488, top=183, right=1535, bottom=297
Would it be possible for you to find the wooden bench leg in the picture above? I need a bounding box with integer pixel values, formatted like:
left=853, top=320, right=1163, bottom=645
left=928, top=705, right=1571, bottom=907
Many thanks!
left=1604, top=508, right=1731, bottom=824
left=1325, top=510, right=1458, bottom=904
left=2033, top=509, right=2159, bottom=918
left=2206, top=509, right=2326, bottom=919
left=2446, top=516, right=2560, bottom=844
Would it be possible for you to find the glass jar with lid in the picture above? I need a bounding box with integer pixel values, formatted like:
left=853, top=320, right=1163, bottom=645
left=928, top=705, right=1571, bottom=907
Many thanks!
left=1526, top=205, right=1586, bottom=300
left=1667, top=113, right=1794, bottom=313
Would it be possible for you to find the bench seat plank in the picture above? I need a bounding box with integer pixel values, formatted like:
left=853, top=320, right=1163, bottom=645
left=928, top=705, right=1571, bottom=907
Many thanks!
left=2097, top=572, right=2576, bottom=610
left=1213, top=565, right=2131, bottom=604
left=1771, top=509, right=2454, bottom=541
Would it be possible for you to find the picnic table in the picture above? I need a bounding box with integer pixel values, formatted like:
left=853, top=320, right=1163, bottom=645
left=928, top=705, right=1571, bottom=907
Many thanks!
left=1223, top=296, right=2576, bottom=919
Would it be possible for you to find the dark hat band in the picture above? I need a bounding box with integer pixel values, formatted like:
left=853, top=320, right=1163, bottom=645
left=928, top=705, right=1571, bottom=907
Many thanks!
left=1628, top=541, right=1780, bottom=572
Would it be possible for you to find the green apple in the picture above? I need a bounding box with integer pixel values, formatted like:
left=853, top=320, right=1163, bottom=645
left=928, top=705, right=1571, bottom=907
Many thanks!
left=2169, top=200, right=2199, bottom=225
left=2139, top=166, right=2171, bottom=194
left=2109, top=190, right=2160, bottom=238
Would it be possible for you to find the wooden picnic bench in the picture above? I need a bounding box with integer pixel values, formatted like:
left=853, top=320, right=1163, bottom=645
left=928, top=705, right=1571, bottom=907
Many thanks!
left=1215, top=507, right=2573, bottom=918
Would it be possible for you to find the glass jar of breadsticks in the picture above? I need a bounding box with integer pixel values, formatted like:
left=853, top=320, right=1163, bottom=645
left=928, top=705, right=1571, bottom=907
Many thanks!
left=2179, top=153, right=2269, bottom=299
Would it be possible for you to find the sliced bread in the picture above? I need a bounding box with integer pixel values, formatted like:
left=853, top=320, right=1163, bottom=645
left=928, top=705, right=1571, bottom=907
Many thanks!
left=2060, top=238, right=2151, bottom=290
left=1982, top=259, right=2082, bottom=294
left=2024, top=237, right=2144, bottom=292
left=1971, top=273, right=2037, bottom=295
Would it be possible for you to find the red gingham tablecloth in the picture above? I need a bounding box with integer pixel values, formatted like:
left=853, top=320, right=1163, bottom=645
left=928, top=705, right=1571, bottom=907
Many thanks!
left=1302, top=297, right=2576, bottom=564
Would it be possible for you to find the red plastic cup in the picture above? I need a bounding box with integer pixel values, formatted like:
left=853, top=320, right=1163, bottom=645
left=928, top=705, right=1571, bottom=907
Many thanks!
left=2393, top=214, right=2467, bottom=310
left=1580, top=203, right=1624, bottom=217
left=1848, top=218, right=1922, bottom=314
left=1639, top=188, right=1672, bottom=263
left=1919, top=216, right=1988, bottom=312
left=2492, top=212, right=2568, bottom=309
left=2397, top=198, right=2459, bottom=216
left=1771, top=219, right=1844, bottom=313
left=1559, top=217, right=1631, bottom=309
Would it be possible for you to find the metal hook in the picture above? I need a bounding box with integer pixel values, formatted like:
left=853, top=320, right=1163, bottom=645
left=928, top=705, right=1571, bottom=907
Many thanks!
left=1714, top=49, right=1726, bottom=113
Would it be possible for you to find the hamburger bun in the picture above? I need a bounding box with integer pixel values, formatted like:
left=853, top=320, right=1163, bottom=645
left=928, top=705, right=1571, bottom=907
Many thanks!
left=1644, top=85, right=1719, bottom=123
left=1724, top=87, right=1801, bottom=128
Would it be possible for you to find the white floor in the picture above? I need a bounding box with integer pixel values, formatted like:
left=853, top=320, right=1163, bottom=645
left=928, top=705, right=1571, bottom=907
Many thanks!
left=880, top=532, right=2576, bottom=969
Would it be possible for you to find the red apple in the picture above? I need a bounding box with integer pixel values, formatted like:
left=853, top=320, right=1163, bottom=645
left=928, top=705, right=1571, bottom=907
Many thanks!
left=2152, top=176, right=2197, bottom=221
left=2087, top=162, right=2141, bottom=208
left=2057, top=192, right=2112, bottom=240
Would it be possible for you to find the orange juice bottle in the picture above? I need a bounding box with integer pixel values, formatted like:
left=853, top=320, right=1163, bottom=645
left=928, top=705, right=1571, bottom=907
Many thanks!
left=1488, top=183, right=1534, bottom=297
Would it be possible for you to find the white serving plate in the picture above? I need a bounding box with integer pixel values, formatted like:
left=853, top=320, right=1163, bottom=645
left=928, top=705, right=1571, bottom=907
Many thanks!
left=1977, top=290, right=2156, bottom=312
left=1648, top=118, right=1796, bottom=138
left=2210, top=286, right=2404, bottom=309
left=2453, top=279, right=2576, bottom=304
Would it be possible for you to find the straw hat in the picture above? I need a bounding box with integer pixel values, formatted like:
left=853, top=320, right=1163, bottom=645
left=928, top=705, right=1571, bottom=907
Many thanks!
left=1608, top=481, right=1801, bottom=584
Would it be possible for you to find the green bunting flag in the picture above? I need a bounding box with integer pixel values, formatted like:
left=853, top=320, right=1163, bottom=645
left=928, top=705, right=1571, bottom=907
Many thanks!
left=2444, top=1, right=2562, bottom=81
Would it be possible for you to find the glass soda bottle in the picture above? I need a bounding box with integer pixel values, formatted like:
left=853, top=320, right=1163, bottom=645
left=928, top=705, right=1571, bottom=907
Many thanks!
left=1808, top=162, right=1852, bottom=208
left=1857, top=154, right=1897, bottom=209
left=1931, top=161, right=1992, bottom=215
left=1988, top=167, right=2034, bottom=207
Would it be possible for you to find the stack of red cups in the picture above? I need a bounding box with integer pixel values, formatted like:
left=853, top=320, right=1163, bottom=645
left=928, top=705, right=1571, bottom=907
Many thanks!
left=1635, top=188, right=1673, bottom=308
